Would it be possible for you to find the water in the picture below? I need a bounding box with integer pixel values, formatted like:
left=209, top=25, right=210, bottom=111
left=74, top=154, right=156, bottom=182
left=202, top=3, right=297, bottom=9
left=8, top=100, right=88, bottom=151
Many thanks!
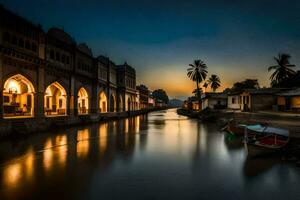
left=0, top=109, right=299, bottom=200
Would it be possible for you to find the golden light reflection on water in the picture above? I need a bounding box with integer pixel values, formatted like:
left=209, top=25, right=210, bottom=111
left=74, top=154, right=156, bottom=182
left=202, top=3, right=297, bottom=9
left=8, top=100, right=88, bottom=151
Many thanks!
left=99, top=123, right=108, bottom=154
left=77, top=129, right=90, bottom=158
left=3, top=163, right=21, bottom=187
left=43, top=139, right=53, bottom=171
left=135, top=116, right=140, bottom=133
left=55, top=135, right=67, bottom=166
left=3, top=148, right=35, bottom=189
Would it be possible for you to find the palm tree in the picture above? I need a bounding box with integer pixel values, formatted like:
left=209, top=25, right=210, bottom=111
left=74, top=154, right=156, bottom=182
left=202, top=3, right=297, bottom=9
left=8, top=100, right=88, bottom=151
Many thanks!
left=207, top=74, right=221, bottom=92
left=268, top=53, right=296, bottom=87
left=187, top=59, right=208, bottom=109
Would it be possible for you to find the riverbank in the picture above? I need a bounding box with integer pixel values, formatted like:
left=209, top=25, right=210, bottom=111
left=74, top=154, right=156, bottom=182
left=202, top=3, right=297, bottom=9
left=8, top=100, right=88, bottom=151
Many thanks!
left=0, top=107, right=168, bottom=139
left=177, top=108, right=300, bottom=138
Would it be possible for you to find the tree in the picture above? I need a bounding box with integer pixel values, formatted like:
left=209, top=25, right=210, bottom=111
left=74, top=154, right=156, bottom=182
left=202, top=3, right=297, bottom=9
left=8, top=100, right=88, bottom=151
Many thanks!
left=268, top=53, right=296, bottom=87
left=187, top=59, right=208, bottom=109
left=152, top=89, right=169, bottom=104
left=232, top=79, right=259, bottom=91
left=192, top=88, right=203, bottom=99
left=207, top=74, right=221, bottom=92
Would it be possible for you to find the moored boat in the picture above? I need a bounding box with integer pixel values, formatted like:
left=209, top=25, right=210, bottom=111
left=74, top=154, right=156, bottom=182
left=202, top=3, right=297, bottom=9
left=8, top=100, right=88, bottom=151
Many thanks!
left=224, top=119, right=246, bottom=136
left=244, top=125, right=289, bottom=157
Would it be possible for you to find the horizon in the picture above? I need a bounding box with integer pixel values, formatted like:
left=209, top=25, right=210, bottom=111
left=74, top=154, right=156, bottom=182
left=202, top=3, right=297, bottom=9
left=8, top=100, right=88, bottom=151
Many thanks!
left=1, top=0, right=300, bottom=99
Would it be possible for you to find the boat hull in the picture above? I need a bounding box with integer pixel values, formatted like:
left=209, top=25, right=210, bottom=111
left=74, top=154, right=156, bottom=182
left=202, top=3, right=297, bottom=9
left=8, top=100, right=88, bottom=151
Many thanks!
left=245, top=143, right=283, bottom=157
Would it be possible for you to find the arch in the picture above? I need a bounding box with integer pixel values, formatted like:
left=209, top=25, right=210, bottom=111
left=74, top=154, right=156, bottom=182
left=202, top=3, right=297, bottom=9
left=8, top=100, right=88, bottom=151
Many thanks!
left=127, top=97, right=132, bottom=111
left=44, top=82, right=67, bottom=116
left=118, top=95, right=123, bottom=112
left=99, top=91, right=107, bottom=113
left=3, top=74, right=35, bottom=118
left=109, top=93, right=116, bottom=112
left=77, top=87, right=89, bottom=115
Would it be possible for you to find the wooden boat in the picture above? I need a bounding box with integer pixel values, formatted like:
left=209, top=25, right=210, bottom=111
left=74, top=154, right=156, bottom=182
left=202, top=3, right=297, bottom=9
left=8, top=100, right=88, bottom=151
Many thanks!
left=244, top=125, right=289, bottom=157
left=224, top=120, right=246, bottom=136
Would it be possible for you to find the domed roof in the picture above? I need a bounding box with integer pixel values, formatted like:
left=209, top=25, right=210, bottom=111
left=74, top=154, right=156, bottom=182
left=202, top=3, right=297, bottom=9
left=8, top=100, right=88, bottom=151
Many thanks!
left=47, top=27, right=76, bottom=45
left=77, top=43, right=93, bottom=57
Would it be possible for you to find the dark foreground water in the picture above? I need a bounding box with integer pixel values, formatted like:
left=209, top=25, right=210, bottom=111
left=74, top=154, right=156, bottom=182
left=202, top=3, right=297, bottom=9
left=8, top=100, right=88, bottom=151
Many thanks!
left=0, top=109, right=300, bottom=200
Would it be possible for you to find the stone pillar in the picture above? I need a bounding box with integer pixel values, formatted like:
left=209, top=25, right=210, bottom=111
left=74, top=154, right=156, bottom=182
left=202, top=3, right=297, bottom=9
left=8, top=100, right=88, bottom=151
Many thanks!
left=90, top=82, right=98, bottom=114
left=69, top=75, right=76, bottom=116
left=35, top=65, right=45, bottom=118
left=0, top=57, right=3, bottom=119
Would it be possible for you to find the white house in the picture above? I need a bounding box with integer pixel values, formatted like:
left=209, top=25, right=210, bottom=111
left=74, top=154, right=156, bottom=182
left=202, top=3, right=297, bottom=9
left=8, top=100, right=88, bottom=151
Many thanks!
left=227, top=92, right=241, bottom=110
left=201, top=92, right=227, bottom=110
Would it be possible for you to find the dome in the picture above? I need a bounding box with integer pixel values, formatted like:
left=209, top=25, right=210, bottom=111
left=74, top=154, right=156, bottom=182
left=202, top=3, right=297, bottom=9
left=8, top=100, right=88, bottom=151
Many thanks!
left=77, top=43, right=93, bottom=57
left=47, top=27, right=76, bottom=45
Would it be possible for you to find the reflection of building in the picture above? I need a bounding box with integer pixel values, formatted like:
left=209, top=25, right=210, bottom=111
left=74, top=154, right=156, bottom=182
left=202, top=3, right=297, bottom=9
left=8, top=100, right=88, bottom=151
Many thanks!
left=0, top=6, right=150, bottom=122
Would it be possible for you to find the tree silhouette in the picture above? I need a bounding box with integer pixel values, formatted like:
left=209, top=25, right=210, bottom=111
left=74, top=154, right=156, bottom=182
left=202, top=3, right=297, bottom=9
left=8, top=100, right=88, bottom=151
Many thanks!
left=268, top=53, right=296, bottom=87
left=207, top=74, right=221, bottom=92
left=187, top=59, right=208, bottom=109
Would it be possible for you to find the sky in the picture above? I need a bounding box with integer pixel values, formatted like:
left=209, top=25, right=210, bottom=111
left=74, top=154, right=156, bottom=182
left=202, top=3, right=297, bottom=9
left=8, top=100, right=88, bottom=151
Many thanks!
left=2, top=0, right=300, bottom=99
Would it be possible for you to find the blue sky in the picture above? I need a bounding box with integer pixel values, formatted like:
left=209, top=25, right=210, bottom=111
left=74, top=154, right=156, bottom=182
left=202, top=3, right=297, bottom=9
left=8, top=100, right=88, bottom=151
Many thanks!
left=2, top=0, right=300, bottom=98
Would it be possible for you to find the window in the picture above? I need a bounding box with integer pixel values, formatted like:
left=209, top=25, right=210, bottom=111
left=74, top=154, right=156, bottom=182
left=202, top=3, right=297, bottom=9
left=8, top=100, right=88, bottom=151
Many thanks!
left=50, top=49, right=55, bottom=59
left=25, top=40, right=31, bottom=49
left=61, top=54, right=65, bottom=63
left=3, top=32, right=10, bottom=42
left=32, top=43, right=37, bottom=52
left=56, top=52, right=60, bottom=61
left=66, top=56, right=70, bottom=64
left=12, top=36, right=17, bottom=45
left=232, top=97, right=235, bottom=104
left=18, top=38, right=24, bottom=48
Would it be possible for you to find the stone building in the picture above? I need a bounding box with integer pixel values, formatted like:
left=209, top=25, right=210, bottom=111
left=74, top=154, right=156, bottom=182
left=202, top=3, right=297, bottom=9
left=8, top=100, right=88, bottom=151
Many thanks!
left=137, top=84, right=149, bottom=109
left=0, top=6, right=45, bottom=119
left=0, top=6, right=143, bottom=125
left=117, top=63, right=137, bottom=111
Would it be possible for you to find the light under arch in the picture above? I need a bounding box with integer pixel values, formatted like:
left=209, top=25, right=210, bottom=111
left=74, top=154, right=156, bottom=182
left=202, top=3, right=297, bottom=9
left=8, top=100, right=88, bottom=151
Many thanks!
left=44, top=82, right=67, bottom=116
left=78, top=87, right=89, bottom=115
left=3, top=74, right=35, bottom=118
left=99, top=91, right=107, bottom=113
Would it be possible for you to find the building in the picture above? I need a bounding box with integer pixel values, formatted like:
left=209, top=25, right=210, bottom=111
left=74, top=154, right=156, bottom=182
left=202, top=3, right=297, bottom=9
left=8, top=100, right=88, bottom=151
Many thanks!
left=136, top=84, right=149, bottom=109
left=227, top=91, right=241, bottom=110
left=201, top=92, right=227, bottom=110
left=239, top=88, right=285, bottom=112
left=0, top=6, right=45, bottom=119
left=0, top=6, right=143, bottom=124
left=276, top=88, right=300, bottom=112
left=117, top=62, right=137, bottom=111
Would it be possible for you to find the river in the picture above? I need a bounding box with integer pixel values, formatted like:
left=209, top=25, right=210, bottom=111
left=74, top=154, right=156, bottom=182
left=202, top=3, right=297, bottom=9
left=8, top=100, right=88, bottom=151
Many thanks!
left=0, top=109, right=299, bottom=200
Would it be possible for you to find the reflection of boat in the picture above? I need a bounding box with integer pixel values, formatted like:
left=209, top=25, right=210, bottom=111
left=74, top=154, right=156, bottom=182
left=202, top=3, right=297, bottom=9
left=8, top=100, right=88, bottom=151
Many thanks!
left=243, top=155, right=282, bottom=177
left=244, top=125, right=289, bottom=157
left=224, top=132, right=244, bottom=150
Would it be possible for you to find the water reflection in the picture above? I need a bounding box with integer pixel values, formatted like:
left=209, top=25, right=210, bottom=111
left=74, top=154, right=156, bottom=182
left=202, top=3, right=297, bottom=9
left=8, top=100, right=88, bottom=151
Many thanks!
left=0, top=109, right=299, bottom=200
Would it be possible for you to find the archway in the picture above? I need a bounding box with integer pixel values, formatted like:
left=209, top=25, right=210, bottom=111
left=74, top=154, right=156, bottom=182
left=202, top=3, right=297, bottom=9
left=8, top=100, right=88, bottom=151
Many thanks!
left=127, top=97, right=131, bottom=111
left=78, top=87, right=89, bottom=115
left=3, top=74, right=35, bottom=118
left=44, top=82, right=67, bottom=116
left=99, top=91, right=107, bottom=113
left=118, top=95, right=123, bottom=112
left=109, top=94, right=116, bottom=112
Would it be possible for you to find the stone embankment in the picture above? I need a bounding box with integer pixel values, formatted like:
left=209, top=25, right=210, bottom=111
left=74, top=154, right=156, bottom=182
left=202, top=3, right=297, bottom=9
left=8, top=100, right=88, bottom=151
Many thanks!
left=0, top=107, right=168, bottom=138
left=177, top=108, right=300, bottom=138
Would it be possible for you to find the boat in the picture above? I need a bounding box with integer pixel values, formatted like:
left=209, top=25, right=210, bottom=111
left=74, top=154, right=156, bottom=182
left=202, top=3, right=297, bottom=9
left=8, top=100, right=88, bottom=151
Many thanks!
left=223, top=119, right=246, bottom=136
left=244, top=125, right=290, bottom=157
